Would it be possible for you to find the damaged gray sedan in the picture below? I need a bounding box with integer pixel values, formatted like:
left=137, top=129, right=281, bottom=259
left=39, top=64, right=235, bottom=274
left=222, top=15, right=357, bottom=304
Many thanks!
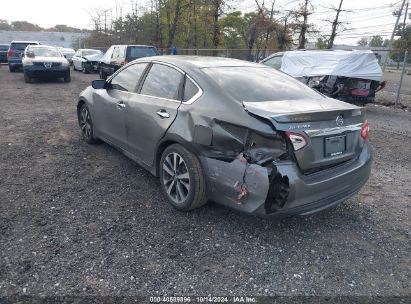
left=77, top=56, right=372, bottom=217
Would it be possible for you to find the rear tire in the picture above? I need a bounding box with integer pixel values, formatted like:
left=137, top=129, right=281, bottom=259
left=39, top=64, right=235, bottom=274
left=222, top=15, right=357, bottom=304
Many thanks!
left=9, top=66, right=15, bottom=72
left=159, top=144, right=207, bottom=211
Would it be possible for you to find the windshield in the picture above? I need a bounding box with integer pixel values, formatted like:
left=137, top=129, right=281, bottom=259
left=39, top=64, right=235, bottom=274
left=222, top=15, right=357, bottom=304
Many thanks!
left=83, top=50, right=101, bottom=56
left=29, top=47, right=61, bottom=57
left=127, top=47, right=157, bottom=60
left=202, top=66, right=324, bottom=102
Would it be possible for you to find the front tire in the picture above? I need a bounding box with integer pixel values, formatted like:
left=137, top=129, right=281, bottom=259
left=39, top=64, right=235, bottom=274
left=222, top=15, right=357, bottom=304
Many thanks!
left=82, top=63, right=88, bottom=74
left=64, top=71, right=71, bottom=83
left=78, top=103, right=97, bottom=144
left=99, top=67, right=106, bottom=80
left=24, top=73, right=32, bottom=83
left=159, top=144, right=207, bottom=211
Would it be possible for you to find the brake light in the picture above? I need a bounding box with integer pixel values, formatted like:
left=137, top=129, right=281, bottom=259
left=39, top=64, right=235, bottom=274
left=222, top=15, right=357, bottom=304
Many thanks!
left=285, top=131, right=307, bottom=151
left=361, top=120, right=369, bottom=140
left=7, top=50, right=16, bottom=57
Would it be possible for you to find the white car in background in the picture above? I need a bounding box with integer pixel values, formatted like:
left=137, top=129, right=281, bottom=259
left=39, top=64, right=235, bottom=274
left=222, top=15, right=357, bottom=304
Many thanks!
left=58, top=48, right=76, bottom=65
left=72, top=49, right=103, bottom=73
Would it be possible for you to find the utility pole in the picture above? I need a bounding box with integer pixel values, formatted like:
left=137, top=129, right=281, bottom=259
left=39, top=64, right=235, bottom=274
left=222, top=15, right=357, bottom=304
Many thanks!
left=327, top=0, right=344, bottom=49
left=395, top=2, right=409, bottom=106
left=282, top=15, right=288, bottom=50
left=264, top=0, right=276, bottom=57
left=298, top=0, right=309, bottom=49
left=382, top=0, right=407, bottom=71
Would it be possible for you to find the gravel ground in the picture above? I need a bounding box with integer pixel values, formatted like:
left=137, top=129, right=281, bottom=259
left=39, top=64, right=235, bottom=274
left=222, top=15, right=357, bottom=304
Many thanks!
left=383, top=70, right=411, bottom=96
left=0, top=66, right=410, bottom=300
left=375, top=71, right=411, bottom=108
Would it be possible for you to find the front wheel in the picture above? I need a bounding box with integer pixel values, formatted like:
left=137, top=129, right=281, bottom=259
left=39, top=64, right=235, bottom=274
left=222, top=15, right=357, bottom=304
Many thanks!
left=24, top=73, right=32, bottom=83
left=159, top=144, right=207, bottom=211
left=99, top=67, right=106, bottom=80
left=82, top=63, right=88, bottom=74
left=64, top=71, right=71, bottom=82
left=78, top=103, right=97, bottom=144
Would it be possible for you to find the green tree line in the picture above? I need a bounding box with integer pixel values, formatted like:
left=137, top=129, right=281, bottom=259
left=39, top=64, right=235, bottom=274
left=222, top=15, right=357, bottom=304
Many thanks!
left=84, top=0, right=293, bottom=58
left=0, top=19, right=86, bottom=33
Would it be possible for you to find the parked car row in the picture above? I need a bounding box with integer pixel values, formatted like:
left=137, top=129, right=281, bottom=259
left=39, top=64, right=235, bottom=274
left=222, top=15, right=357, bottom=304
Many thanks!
left=2, top=40, right=161, bottom=84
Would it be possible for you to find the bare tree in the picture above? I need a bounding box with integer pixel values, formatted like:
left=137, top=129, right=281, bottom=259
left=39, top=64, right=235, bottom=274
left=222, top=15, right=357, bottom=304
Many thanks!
left=325, top=0, right=350, bottom=49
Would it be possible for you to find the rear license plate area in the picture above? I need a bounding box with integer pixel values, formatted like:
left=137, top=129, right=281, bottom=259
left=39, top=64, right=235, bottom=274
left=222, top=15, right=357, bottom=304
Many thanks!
left=325, top=135, right=346, bottom=157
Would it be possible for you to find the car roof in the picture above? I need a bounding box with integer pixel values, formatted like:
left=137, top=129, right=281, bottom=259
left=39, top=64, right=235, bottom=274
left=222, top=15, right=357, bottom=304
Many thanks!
left=111, top=45, right=156, bottom=48
left=138, top=55, right=263, bottom=70
left=27, top=45, right=57, bottom=49
left=11, top=41, right=39, bottom=44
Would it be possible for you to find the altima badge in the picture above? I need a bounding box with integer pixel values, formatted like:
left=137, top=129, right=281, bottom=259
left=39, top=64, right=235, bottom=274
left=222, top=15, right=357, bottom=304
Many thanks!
left=44, top=62, right=52, bottom=68
left=336, top=115, right=344, bottom=127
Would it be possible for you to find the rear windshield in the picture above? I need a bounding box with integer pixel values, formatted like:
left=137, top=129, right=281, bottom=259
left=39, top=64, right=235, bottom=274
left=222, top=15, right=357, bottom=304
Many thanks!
left=83, top=50, right=101, bottom=56
left=202, top=66, right=324, bottom=102
left=127, top=47, right=157, bottom=60
left=0, top=45, right=9, bottom=51
left=29, top=47, right=61, bottom=57
left=11, top=43, right=38, bottom=50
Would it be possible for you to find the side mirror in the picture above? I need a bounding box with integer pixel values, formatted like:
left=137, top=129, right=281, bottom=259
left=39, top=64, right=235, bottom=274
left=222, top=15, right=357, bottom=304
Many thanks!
left=92, top=79, right=107, bottom=89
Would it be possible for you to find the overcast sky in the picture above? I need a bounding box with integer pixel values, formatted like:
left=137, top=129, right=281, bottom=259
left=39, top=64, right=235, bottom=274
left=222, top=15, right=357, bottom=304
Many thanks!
left=0, top=0, right=405, bottom=45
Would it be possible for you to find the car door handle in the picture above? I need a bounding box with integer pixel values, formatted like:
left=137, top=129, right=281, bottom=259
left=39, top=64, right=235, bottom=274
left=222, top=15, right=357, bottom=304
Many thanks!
left=117, top=101, right=126, bottom=109
left=156, top=110, right=170, bottom=119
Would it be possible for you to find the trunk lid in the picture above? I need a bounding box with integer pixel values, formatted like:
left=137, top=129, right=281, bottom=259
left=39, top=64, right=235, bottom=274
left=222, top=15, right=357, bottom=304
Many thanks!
left=243, top=98, right=365, bottom=172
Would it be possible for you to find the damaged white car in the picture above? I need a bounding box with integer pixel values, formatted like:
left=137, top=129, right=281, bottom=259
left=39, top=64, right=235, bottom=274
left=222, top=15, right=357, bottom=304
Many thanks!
left=261, top=50, right=386, bottom=104
left=72, top=49, right=103, bottom=73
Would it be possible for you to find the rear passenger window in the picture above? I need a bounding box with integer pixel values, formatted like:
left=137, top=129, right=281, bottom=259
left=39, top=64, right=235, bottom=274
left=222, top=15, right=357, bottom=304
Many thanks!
left=140, top=64, right=183, bottom=100
left=110, top=63, right=148, bottom=92
left=183, top=77, right=199, bottom=102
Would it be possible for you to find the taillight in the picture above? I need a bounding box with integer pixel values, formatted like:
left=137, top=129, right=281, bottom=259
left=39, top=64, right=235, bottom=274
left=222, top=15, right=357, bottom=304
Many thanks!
left=7, top=50, right=16, bottom=57
left=361, top=120, right=369, bottom=140
left=285, top=131, right=307, bottom=151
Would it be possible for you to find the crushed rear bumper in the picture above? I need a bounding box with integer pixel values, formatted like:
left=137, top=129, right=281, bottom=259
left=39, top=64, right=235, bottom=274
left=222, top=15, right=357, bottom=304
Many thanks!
left=201, top=143, right=372, bottom=218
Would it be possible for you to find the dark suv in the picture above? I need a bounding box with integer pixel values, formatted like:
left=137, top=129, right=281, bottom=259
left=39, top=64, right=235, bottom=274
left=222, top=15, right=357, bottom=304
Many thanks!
left=98, top=45, right=158, bottom=79
left=7, top=41, right=40, bottom=72
left=0, top=44, right=9, bottom=63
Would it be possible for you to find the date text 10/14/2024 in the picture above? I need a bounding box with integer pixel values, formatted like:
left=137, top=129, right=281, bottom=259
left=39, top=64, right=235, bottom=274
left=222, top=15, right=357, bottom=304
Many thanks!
left=149, top=296, right=257, bottom=303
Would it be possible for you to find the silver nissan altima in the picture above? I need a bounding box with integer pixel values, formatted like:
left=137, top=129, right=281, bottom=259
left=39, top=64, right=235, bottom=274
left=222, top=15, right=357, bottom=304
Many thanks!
left=77, top=56, right=372, bottom=218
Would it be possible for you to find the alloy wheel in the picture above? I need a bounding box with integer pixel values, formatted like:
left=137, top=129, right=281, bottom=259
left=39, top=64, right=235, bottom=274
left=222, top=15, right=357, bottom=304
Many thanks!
left=80, top=106, right=92, bottom=140
left=162, top=152, right=190, bottom=204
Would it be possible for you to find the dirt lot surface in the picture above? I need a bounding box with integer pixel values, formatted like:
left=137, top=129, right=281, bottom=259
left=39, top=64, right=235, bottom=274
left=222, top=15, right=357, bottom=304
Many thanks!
left=383, top=71, right=411, bottom=96
left=0, top=66, right=410, bottom=300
